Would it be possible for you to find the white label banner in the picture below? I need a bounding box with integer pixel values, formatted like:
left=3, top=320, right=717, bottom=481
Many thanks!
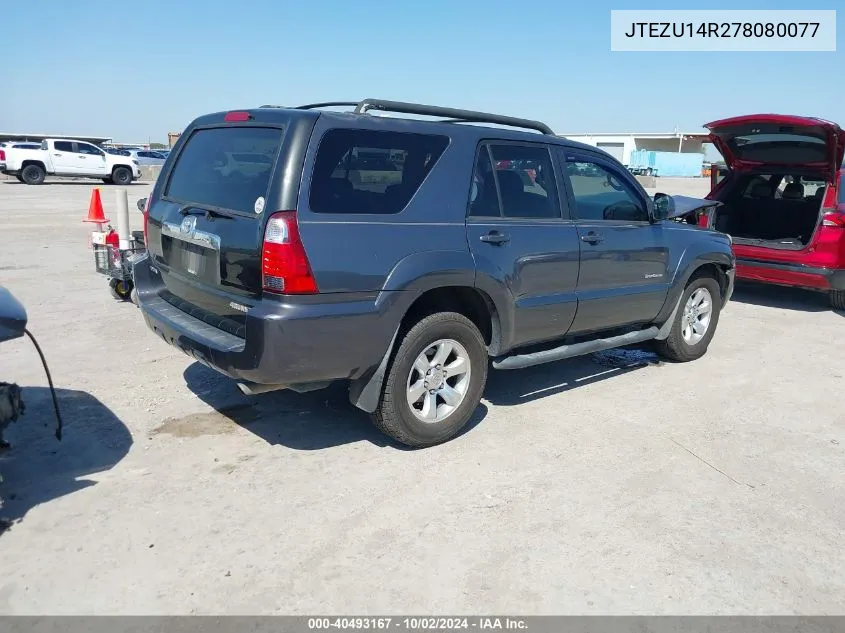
left=610, top=10, right=836, bottom=52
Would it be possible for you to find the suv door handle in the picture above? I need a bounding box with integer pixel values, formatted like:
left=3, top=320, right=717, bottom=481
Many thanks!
left=480, top=231, right=510, bottom=245
left=580, top=232, right=603, bottom=244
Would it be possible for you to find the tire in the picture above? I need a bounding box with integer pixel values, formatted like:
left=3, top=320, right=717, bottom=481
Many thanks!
left=15, top=175, right=24, bottom=183
left=109, top=279, right=133, bottom=301
left=21, top=164, right=46, bottom=185
left=654, top=275, right=722, bottom=362
left=102, top=177, right=113, bottom=184
left=372, top=312, right=488, bottom=448
left=112, top=166, right=132, bottom=186
left=831, top=290, right=845, bottom=311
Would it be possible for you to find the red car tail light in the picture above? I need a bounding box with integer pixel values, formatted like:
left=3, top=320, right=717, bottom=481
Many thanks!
left=0, top=150, right=5, bottom=161
left=822, top=211, right=845, bottom=228
left=819, top=184, right=844, bottom=228
left=262, top=211, right=318, bottom=294
left=697, top=207, right=714, bottom=228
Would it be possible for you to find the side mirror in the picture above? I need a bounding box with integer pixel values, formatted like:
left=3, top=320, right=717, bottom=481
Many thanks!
left=652, top=192, right=675, bottom=221
left=0, top=286, right=28, bottom=343
left=137, top=198, right=147, bottom=211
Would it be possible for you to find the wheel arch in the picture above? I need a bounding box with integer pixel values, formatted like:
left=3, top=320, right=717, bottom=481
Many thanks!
left=349, top=284, right=501, bottom=414
left=657, top=244, right=734, bottom=326
left=21, top=159, right=46, bottom=171
left=112, top=164, right=133, bottom=179
left=689, top=261, right=731, bottom=304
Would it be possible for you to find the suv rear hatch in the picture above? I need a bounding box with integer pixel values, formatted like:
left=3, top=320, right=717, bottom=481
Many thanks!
left=144, top=111, right=311, bottom=336
left=705, top=114, right=845, bottom=180
left=702, top=115, right=845, bottom=251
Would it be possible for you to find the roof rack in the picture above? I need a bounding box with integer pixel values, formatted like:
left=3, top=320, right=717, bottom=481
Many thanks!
left=259, top=102, right=359, bottom=110
left=354, top=98, right=554, bottom=135
left=258, top=99, right=555, bottom=135
left=295, top=102, right=360, bottom=110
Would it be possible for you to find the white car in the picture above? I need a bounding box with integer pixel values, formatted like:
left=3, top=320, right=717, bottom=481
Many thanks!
left=126, top=149, right=168, bottom=166
left=1, top=139, right=141, bottom=185
left=0, top=141, right=41, bottom=171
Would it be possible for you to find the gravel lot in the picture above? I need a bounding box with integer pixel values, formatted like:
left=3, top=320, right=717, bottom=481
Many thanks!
left=1, top=178, right=843, bottom=615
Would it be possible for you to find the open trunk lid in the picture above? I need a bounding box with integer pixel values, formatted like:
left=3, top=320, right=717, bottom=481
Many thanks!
left=145, top=112, right=304, bottom=334
left=704, top=114, right=845, bottom=181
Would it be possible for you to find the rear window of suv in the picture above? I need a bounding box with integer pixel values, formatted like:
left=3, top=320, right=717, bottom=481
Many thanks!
left=309, top=129, right=449, bottom=214
left=164, top=126, right=283, bottom=214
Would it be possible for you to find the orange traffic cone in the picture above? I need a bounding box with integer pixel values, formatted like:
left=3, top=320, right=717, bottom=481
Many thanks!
left=84, top=188, right=109, bottom=224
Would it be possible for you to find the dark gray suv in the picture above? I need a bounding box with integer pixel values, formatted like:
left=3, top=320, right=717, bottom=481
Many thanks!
left=134, top=99, right=735, bottom=447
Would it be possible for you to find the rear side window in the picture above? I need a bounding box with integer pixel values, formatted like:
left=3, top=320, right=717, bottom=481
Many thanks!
left=469, top=144, right=562, bottom=219
left=54, top=141, right=73, bottom=152
left=489, top=144, right=561, bottom=219
left=164, top=126, right=283, bottom=214
left=309, top=129, right=449, bottom=214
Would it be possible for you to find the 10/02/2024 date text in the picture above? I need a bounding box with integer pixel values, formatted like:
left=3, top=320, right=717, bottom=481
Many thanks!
left=308, top=618, right=528, bottom=630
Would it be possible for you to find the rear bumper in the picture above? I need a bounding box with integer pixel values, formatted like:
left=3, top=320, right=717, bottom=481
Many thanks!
left=736, top=258, right=845, bottom=292
left=133, top=256, right=395, bottom=386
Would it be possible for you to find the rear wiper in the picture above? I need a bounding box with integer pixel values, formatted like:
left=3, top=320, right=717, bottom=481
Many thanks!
left=178, top=205, right=235, bottom=220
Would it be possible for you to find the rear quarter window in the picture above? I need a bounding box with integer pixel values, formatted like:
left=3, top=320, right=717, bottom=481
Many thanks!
left=309, top=129, right=449, bottom=214
left=164, top=126, right=283, bottom=214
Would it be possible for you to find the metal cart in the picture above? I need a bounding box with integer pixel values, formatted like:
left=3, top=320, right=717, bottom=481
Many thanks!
left=93, top=231, right=146, bottom=301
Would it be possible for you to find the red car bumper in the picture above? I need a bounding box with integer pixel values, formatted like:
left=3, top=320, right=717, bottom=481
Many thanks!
left=736, top=258, right=845, bottom=292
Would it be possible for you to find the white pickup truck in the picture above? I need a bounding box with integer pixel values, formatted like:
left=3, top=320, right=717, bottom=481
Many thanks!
left=1, top=139, right=141, bottom=185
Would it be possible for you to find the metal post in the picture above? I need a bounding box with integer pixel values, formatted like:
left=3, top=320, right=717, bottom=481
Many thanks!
left=115, top=188, right=131, bottom=250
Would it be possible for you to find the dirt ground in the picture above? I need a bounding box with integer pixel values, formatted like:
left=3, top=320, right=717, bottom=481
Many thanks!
left=1, top=178, right=843, bottom=615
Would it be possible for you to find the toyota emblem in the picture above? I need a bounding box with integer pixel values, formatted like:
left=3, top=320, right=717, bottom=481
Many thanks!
left=180, top=216, right=196, bottom=234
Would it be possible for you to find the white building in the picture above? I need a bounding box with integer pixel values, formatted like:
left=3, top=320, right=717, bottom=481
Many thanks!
left=558, top=132, right=710, bottom=166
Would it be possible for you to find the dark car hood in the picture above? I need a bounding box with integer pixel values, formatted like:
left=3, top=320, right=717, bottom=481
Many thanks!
left=666, top=195, right=722, bottom=220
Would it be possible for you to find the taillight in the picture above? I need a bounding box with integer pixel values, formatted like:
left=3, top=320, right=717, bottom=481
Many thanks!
left=142, top=196, right=151, bottom=243
left=697, top=207, right=714, bottom=228
left=0, top=150, right=5, bottom=161
left=262, top=211, right=318, bottom=294
left=822, top=211, right=845, bottom=228
left=224, top=111, right=252, bottom=122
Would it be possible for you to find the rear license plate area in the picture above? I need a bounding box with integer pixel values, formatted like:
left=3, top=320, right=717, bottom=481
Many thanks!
left=181, top=242, right=207, bottom=277
left=162, top=236, right=219, bottom=285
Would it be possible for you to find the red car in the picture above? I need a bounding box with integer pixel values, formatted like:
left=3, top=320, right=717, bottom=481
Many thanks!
left=699, top=114, right=845, bottom=309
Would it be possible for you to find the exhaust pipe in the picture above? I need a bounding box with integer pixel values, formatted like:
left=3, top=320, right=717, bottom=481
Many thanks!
left=236, top=380, right=332, bottom=396
left=237, top=382, right=287, bottom=396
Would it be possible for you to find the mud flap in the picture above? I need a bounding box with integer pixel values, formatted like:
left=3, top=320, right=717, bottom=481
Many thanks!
left=348, top=325, right=401, bottom=413
left=654, top=293, right=683, bottom=341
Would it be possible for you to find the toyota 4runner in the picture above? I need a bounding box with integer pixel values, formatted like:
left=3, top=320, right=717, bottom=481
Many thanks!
left=134, top=99, right=735, bottom=447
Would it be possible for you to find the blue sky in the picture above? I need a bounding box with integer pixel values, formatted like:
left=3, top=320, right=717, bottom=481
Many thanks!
left=1, top=0, right=841, bottom=144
